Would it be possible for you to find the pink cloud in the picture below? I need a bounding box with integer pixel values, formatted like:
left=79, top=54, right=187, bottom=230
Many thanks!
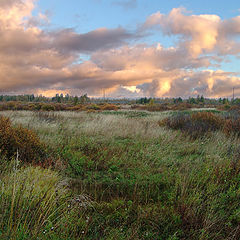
left=0, top=2, right=240, bottom=98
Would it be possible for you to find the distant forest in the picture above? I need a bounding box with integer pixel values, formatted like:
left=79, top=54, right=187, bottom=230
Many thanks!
left=0, top=93, right=239, bottom=105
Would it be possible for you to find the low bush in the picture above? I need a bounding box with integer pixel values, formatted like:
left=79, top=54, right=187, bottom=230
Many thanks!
left=41, top=104, right=55, bottom=111
left=133, top=102, right=196, bottom=112
left=101, top=104, right=119, bottom=111
left=133, top=103, right=170, bottom=112
left=85, top=104, right=101, bottom=111
left=191, top=111, right=223, bottom=130
left=160, top=112, right=224, bottom=138
left=217, top=104, right=237, bottom=111
left=160, top=112, right=190, bottom=130
left=67, top=104, right=84, bottom=111
left=171, top=102, right=193, bottom=111
left=223, top=118, right=240, bottom=137
left=0, top=116, right=46, bottom=164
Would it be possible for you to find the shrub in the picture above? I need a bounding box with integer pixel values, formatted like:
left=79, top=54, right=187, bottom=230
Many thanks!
left=132, top=103, right=194, bottom=112
left=67, top=104, right=84, bottom=111
left=160, top=112, right=224, bottom=139
left=0, top=116, right=46, bottom=163
left=41, top=104, right=55, bottom=111
left=85, top=104, right=101, bottom=110
left=54, top=103, right=68, bottom=111
left=217, top=104, right=234, bottom=111
left=134, top=103, right=170, bottom=112
left=223, top=119, right=240, bottom=137
left=171, top=102, right=193, bottom=111
left=160, top=113, right=190, bottom=130
left=191, top=112, right=223, bottom=130
left=101, top=104, right=119, bottom=111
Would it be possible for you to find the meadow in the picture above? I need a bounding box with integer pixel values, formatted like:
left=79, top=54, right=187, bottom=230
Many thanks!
left=0, top=107, right=240, bottom=239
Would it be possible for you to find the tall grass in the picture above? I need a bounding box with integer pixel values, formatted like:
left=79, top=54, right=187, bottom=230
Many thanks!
left=0, top=161, right=66, bottom=239
left=1, top=110, right=240, bottom=239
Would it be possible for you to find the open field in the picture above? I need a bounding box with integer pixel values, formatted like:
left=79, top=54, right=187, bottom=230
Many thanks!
left=1, top=109, right=240, bottom=239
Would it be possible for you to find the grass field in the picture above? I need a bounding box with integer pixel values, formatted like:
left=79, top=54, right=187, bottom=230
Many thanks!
left=1, top=109, right=240, bottom=239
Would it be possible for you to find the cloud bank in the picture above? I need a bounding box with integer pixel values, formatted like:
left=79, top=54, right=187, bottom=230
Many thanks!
left=0, top=1, right=240, bottom=98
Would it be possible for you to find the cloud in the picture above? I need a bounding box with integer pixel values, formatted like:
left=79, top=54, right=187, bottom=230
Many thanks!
left=0, top=0, right=20, bottom=7
left=143, top=8, right=221, bottom=57
left=91, top=44, right=213, bottom=71
left=142, top=8, right=240, bottom=58
left=0, top=0, right=35, bottom=28
left=52, top=27, right=136, bottom=53
left=0, top=2, right=240, bottom=98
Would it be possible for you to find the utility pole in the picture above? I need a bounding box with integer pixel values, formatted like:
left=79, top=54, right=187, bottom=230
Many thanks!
left=233, top=87, right=235, bottom=101
left=103, top=89, right=106, bottom=101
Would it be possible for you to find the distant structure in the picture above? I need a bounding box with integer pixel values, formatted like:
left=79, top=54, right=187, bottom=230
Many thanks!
left=233, top=87, right=235, bottom=100
left=103, top=89, right=106, bottom=100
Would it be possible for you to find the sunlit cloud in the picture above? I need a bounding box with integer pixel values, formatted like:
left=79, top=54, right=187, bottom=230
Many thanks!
left=0, top=1, right=240, bottom=98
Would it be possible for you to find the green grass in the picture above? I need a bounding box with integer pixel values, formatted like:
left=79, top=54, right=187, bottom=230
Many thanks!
left=0, top=161, right=75, bottom=239
left=100, top=110, right=151, bottom=118
left=1, top=110, right=240, bottom=239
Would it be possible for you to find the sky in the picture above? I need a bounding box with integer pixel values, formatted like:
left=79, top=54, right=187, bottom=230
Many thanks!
left=1, top=0, right=240, bottom=98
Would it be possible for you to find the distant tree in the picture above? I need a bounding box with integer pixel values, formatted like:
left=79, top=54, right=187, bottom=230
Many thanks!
left=60, top=93, right=64, bottom=103
left=188, top=97, right=196, bottom=104
left=148, top=98, right=155, bottom=106
left=174, top=97, right=183, bottom=103
left=65, top=94, right=70, bottom=102
left=74, top=96, right=79, bottom=105
left=223, top=98, right=229, bottom=104
left=232, top=98, right=240, bottom=105
left=136, top=97, right=152, bottom=104
left=79, top=94, right=90, bottom=104
left=29, top=94, right=35, bottom=102
left=200, top=95, right=205, bottom=103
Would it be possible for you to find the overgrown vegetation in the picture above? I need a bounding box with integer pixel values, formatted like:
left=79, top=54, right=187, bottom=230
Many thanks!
left=160, top=110, right=240, bottom=139
left=2, top=93, right=240, bottom=113
left=1, top=108, right=240, bottom=239
left=0, top=101, right=120, bottom=112
left=0, top=116, right=46, bottom=164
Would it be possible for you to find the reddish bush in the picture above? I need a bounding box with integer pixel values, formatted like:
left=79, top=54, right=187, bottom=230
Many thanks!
left=133, top=104, right=170, bottom=112
left=160, top=112, right=224, bottom=139
left=101, top=104, right=119, bottom=111
left=171, top=103, right=193, bottom=111
left=191, top=112, right=223, bottom=130
left=159, top=113, right=190, bottom=130
left=0, top=116, right=46, bottom=163
left=85, top=104, right=101, bottom=110
left=223, top=119, right=240, bottom=137
left=41, top=104, right=55, bottom=111
left=54, top=103, right=68, bottom=111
